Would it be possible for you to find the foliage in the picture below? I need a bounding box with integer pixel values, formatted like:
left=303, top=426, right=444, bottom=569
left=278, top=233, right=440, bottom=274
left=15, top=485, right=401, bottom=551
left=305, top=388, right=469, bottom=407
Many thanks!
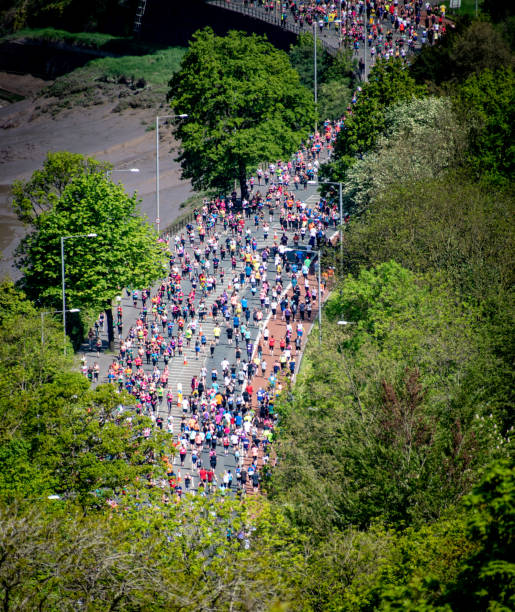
left=481, top=0, right=515, bottom=23
left=341, top=96, right=465, bottom=214
left=342, top=172, right=515, bottom=302
left=317, top=47, right=356, bottom=121
left=289, top=31, right=331, bottom=89
left=320, top=59, right=424, bottom=182
left=318, top=77, right=353, bottom=123
left=302, top=460, right=514, bottom=610
left=270, top=262, right=510, bottom=534
left=11, top=151, right=110, bottom=225
left=449, top=20, right=513, bottom=78
left=289, top=34, right=355, bottom=122
left=0, top=285, right=173, bottom=505
left=0, top=496, right=307, bottom=610
left=442, top=460, right=515, bottom=610
left=453, top=67, right=515, bottom=185
left=1, top=26, right=127, bottom=48
left=15, top=167, right=166, bottom=344
left=409, top=19, right=514, bottom=86
left=168, top=28, right=314, bottom=197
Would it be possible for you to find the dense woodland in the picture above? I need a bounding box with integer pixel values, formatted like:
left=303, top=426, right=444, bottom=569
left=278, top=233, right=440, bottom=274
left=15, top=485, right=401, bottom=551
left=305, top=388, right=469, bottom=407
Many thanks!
left=0, top=2, right=514, bottom=609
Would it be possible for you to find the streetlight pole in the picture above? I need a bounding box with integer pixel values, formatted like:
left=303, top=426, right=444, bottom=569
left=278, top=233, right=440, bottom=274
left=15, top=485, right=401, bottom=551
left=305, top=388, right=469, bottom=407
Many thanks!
left=60, top=233, right=98, bottom=355
left=106, top=168, right=140, bottom=179
left=338, top=0, right=342, bottom=46
left=314, top=22, right=318, bottom=134
left=363, top=26, right=367, bottom=81
left=155, top=113, right=188, bottom=235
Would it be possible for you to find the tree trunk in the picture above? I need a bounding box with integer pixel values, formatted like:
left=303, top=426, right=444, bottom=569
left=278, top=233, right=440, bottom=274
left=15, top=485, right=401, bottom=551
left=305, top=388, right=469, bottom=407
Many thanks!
left=238, top=161, right=248, bottom=202
left=105, top=305, right=115, bottom=352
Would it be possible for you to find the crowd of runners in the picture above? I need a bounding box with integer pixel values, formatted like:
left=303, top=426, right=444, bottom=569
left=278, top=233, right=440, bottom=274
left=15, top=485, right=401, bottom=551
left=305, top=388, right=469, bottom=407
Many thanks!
left=82, top=123, right=344, bottom=500
left=80, top=39, right=437, bottom=498
left=221, top=0, right=449, bottom=70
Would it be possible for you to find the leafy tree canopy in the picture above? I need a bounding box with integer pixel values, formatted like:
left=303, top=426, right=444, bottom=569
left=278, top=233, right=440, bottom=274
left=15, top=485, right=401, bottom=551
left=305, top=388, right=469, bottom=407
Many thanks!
left=453, top=67, right=514, bottom=185
left=0, top=284, right=174, bottom=506
left=409, top=19, right=514, bottom=87
left=317, top=460, right=514, bottom=611
left=342, top=172, right=515, bottom=303
left=443, top=460, right=515, bottom=610
left=320, top=58, right=424, bottom=183
left=289, top=31, right=332, bottom=89
left=288, top=33, right=355, bottom=122
left=270, top=262, right=509, bottom=533
left=15, top=167, right=166, bottom=344
left=340, top=96, right=465, bottom=215
left=167, top=28, right=315, bottom=197
left=0, top=495, right=307, bottom=610
left=481, top=0, right=515, bottom=24
left=11, top=151, right=110, bottom=226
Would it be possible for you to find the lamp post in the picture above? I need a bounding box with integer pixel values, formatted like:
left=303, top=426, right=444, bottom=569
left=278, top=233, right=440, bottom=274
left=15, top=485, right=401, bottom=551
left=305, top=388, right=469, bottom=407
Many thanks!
left=106, top=168, right=140, bottom=179
left=155, top=113, right=188, bottom=234
left=60, top=233, right=98, bottom=355
left=364, top=25, right=368, bottom=81
left=318, top=180, right=343, bottom=266
left=41, top=308, right=80, bottom=346
left=314, top=21, right=318, bottom=134
left=286, top=246, right=322, bottom=346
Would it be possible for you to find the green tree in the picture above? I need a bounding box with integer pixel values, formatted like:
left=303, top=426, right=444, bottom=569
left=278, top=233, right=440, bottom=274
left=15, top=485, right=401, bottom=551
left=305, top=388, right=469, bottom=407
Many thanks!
left=11, top=151, right=110, bottom=225
left=270, top=263, right=508, bottom=533
left=443, top=460, right=515, bottom=610
left=15, top=171, right=166, bottom=347
left=0, top=495, right=307, bottom=610
left=0, top=284, right=174, bottom=505
left=289, top=34, right=355, bottom=122
left=409, top=18, right=514, bottom=87
left=289, top=31, right=331, bottom=89
left=340, top=96, right=465, bottom=215
left=342, top=173, right=515, bottom=300
left=318, top=78, right=353, bottom=122
left=449, top=21, right=513, bottom=79
left=167, top=28, right=314, bottom=198
left=320, top=58, right=424, bottom=183
left=453, top=67, right=514, bottom=184
left=481, top=0, right=515, bottom=22
left=339, top=461, right=515, bottom=611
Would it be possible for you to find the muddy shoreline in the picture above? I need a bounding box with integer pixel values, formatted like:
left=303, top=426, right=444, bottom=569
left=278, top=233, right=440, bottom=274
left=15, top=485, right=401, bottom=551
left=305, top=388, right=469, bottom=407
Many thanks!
left=0, top=71, right=192, bottom=280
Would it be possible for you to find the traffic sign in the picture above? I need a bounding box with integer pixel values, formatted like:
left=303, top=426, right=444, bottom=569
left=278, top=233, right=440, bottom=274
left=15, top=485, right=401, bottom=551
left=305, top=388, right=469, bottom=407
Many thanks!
left=156, top=218, right=160, bottom=224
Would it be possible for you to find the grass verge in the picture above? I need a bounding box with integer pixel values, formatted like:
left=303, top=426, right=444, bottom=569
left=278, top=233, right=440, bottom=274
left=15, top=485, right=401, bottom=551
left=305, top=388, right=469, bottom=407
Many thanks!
left=1, top=27, right=128, bottom=50
left=35, top=45, right=186, bottom=116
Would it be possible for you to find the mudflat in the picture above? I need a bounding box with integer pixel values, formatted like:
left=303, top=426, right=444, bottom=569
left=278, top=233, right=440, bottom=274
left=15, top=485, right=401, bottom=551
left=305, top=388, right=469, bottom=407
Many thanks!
left=0, top=72, right=192, bottom=280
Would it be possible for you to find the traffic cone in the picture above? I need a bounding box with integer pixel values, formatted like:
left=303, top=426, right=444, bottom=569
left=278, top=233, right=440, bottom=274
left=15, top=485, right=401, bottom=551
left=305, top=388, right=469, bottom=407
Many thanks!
left=183, top=355, right=188, bottom=366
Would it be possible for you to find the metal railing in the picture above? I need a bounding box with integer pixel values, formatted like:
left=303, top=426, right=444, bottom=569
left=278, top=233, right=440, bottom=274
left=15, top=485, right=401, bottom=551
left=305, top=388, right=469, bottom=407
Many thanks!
left=206, top=0, right=341, bottom=55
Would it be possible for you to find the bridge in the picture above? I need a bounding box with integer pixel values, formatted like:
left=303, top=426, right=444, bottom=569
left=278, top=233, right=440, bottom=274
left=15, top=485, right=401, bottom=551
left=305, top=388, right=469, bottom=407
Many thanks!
left=134, top=0, right=424, bottom=81
left=204, top=0, right=341, bottom=56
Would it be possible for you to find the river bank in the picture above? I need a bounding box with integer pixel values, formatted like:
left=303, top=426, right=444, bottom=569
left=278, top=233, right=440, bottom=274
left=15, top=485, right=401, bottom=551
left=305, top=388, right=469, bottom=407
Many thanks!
left=0, top=71, right=192, bottom=280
